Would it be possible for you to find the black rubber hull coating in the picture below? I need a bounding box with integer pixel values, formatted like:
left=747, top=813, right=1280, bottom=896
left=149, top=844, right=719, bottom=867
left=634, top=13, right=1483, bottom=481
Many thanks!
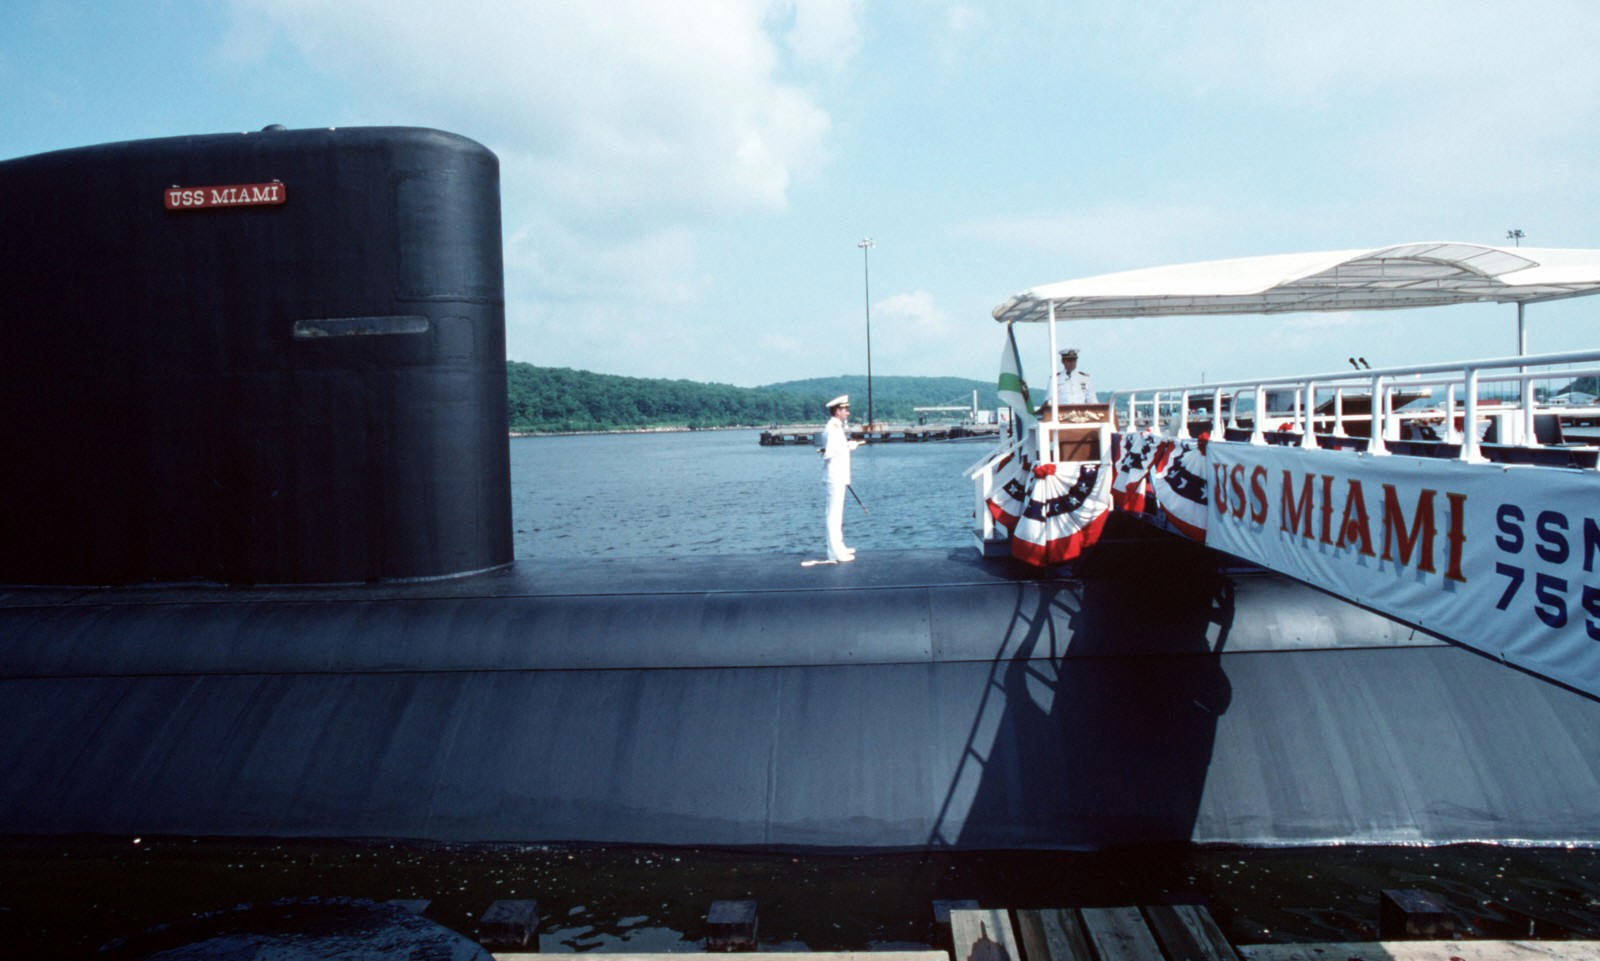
left=0, top=127, right=511, bottom=584
left=3, top=546, right=1598, bottom=850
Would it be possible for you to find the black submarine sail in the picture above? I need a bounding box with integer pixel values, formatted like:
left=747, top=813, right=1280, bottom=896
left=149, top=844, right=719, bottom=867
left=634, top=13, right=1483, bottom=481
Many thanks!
left=0, top=125, right=510, bottom=584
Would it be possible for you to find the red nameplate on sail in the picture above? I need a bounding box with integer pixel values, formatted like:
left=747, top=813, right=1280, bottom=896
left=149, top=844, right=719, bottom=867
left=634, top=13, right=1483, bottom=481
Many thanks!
left=164, top=182, right=287, bottom=210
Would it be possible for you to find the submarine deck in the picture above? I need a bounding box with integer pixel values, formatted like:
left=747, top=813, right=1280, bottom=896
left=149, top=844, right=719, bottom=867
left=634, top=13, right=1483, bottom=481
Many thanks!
left=2, top=540, right=1598, bottom=850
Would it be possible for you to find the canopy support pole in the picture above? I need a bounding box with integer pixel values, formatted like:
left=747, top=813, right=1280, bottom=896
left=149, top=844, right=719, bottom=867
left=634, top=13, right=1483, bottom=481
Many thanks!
left=1042, top=301, right=1059, bottom=463
left=1047, top=300, right=1059, bottom=409
left=1517, top=301, right=1528, bottom=406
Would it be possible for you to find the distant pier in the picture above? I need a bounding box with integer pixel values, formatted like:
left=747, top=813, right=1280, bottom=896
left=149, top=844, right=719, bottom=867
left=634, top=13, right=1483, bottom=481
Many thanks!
left=759, top=423, right=1000, bottom=445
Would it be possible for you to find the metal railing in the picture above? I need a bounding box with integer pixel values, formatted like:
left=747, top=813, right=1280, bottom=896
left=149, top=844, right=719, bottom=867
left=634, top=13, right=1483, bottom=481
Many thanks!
left=967, top=349, right=1600, bottom=549
left=1117, top=348, right=1600, bottom=465
left=966, top=431, right=1029, bottom=546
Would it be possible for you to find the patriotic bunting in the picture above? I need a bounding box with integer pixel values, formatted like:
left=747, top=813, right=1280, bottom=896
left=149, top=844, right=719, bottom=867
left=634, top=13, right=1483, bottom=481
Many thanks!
left=1149, top=434, right=1210, bottom=541
left=1009, top=462, right=1113, bottom=566
left=1111, top=430, right=1162, bottom=513
left=982, top=405, right=1223, bottom=566
left=984, top=451, right=1032, bottom=532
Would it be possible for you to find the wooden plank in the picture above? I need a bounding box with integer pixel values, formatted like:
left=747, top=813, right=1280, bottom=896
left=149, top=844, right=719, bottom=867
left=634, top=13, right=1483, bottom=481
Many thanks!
left=1142, top=904, right=1241, bottom=961
left=494, top=954, right=952, bottom=961
left=1016, top=908, right=1094, bottom=961
left=1081, top=906, right=1164, bottom=961
left=952, top=908, right=1023, bottom=961
left=1239, top=941, right=1600, bottom=961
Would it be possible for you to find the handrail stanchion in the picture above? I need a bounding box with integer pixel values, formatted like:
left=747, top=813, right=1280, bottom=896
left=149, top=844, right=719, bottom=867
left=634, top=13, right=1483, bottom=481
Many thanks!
left=1369, top=374, right=1387, bottom=454
left=1445, top=383, right=1459, bottom=444
left=1250, top=384, right=1266, bottom=445
left=1464, top=367, right=1482, bottom=462
left=1177, top=390, right=1191, bottom=439
left=1522, top=373, right=1536, bottom=446
left=1333, top=388, right=1346, bottom=437
left=1303, top=380, right=1319, bottom=449
left=974, top=461, right=993, bottom=542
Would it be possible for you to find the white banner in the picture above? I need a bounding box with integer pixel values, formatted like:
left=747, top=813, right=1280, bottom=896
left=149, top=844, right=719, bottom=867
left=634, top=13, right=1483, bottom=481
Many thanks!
left=1205, top=442, right=1600, bottom=697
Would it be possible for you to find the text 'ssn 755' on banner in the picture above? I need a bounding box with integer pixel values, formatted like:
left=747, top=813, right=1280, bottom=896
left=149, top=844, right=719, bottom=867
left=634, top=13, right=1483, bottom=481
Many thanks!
left=1204, top=442, right=1600, bottom=698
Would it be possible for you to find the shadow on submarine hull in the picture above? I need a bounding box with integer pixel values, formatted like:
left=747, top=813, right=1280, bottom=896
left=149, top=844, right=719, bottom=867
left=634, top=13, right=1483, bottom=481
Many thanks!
left=4, top=535, right=1600, bottom=850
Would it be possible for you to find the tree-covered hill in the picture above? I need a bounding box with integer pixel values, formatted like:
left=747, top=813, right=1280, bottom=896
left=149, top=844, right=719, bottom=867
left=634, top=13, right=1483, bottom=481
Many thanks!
left=506, top=362, right=996, bottom=433
left=762, top=376, right=998, bottom=417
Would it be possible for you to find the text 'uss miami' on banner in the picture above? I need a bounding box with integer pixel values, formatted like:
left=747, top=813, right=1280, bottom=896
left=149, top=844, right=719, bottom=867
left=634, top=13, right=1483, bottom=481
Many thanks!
left=1205, top=442, right=1600, bottom=699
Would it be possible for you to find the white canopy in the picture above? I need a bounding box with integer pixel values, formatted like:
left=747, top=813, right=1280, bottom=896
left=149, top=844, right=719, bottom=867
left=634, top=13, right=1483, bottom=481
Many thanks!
left=993, top=242, right=1600, bottom=324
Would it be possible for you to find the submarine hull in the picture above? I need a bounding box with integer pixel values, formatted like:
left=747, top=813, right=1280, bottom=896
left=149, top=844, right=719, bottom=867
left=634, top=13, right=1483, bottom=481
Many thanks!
left=3, top=545, right=1598, bottom=849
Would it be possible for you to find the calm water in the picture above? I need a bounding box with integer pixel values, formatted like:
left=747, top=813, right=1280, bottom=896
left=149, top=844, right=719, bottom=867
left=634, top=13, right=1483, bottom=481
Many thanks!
left=510, top=429, right=987, bottom=558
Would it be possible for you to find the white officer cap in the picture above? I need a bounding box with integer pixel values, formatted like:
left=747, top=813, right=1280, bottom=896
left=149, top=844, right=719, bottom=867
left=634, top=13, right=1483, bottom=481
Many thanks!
left=826, top=394, right=849, bottom=410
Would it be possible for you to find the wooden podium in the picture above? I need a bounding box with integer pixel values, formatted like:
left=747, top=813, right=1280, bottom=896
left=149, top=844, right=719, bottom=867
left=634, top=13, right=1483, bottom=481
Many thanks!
left=1038, top=403, right=1113, bottom=461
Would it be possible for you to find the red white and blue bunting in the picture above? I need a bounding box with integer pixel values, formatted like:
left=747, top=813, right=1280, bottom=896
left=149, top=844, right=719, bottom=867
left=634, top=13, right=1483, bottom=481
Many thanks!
left=1149, top=434, right=1210, bottom=542
left=1111, top=430, right=1161, bottom=513
left=985, top=451, right=1033, bottom=533
left=999, top=427, right=1213, bottom=568
left=1010, top=462, right=1114, bottom=566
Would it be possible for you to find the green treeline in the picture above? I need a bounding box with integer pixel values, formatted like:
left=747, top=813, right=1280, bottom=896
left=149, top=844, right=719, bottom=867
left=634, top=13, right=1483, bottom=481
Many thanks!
left=506, top=362, right=997, bottom=433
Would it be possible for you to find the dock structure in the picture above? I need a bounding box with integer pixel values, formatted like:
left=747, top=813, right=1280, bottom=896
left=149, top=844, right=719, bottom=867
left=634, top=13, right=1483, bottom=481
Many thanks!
left=480, top=902, right=1600, bottom=961
left=760, top=422, right=999, bottom=445
left=945, top=906, right=1600, bottom=961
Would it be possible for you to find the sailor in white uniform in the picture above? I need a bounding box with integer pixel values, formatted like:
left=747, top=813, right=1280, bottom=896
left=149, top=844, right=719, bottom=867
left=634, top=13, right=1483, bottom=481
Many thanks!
left=820, top=394, right=863, bottom=563
left=1051, top=347, right=1096, bottom=405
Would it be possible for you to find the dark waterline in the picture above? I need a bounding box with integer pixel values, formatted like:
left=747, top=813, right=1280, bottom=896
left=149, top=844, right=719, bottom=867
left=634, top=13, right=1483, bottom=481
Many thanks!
left=5, top=838, right=1600, bottom=957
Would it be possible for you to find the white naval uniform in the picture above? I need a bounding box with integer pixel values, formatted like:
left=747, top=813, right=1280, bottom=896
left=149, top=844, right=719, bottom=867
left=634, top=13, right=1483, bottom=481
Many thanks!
left=1051, top=368, right=1097, bottom=405
left=821, top=415, right=857, bottom=561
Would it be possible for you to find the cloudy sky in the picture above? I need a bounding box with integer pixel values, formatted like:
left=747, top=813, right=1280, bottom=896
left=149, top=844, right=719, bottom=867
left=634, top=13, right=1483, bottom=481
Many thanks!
left=5, top=0, right=1600, bottom=391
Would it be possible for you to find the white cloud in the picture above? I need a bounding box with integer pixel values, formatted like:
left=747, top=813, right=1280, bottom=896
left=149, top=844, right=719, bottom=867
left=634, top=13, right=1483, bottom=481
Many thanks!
left=225, top=0, right=838, bottom=227
left=868, top=288, right=999, bottom=377
left=783, top=0, right=862, bottom=70
left=220, top=0, right=858, bottom=377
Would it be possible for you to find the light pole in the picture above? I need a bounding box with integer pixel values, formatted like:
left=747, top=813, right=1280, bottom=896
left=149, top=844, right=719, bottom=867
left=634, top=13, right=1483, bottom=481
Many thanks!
left=857, top=237, right=875, bottom=430
left=1507, top=231, right=1527, bottom=394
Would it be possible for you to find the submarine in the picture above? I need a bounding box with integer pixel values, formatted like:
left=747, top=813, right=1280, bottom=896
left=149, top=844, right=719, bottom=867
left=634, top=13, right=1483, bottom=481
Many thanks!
left=3, top=125, right=1600, bottom=851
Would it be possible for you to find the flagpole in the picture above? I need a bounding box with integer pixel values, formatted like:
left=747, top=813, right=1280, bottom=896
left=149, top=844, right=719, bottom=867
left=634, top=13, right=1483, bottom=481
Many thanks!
left=858, top=238, right=875, bottom=430
left=1045, top=300, right=1058, bottom=463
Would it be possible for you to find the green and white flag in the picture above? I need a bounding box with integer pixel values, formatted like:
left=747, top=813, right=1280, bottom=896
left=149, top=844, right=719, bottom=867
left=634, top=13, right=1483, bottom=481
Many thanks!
left=998, top=322, right=1035, bottom=427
